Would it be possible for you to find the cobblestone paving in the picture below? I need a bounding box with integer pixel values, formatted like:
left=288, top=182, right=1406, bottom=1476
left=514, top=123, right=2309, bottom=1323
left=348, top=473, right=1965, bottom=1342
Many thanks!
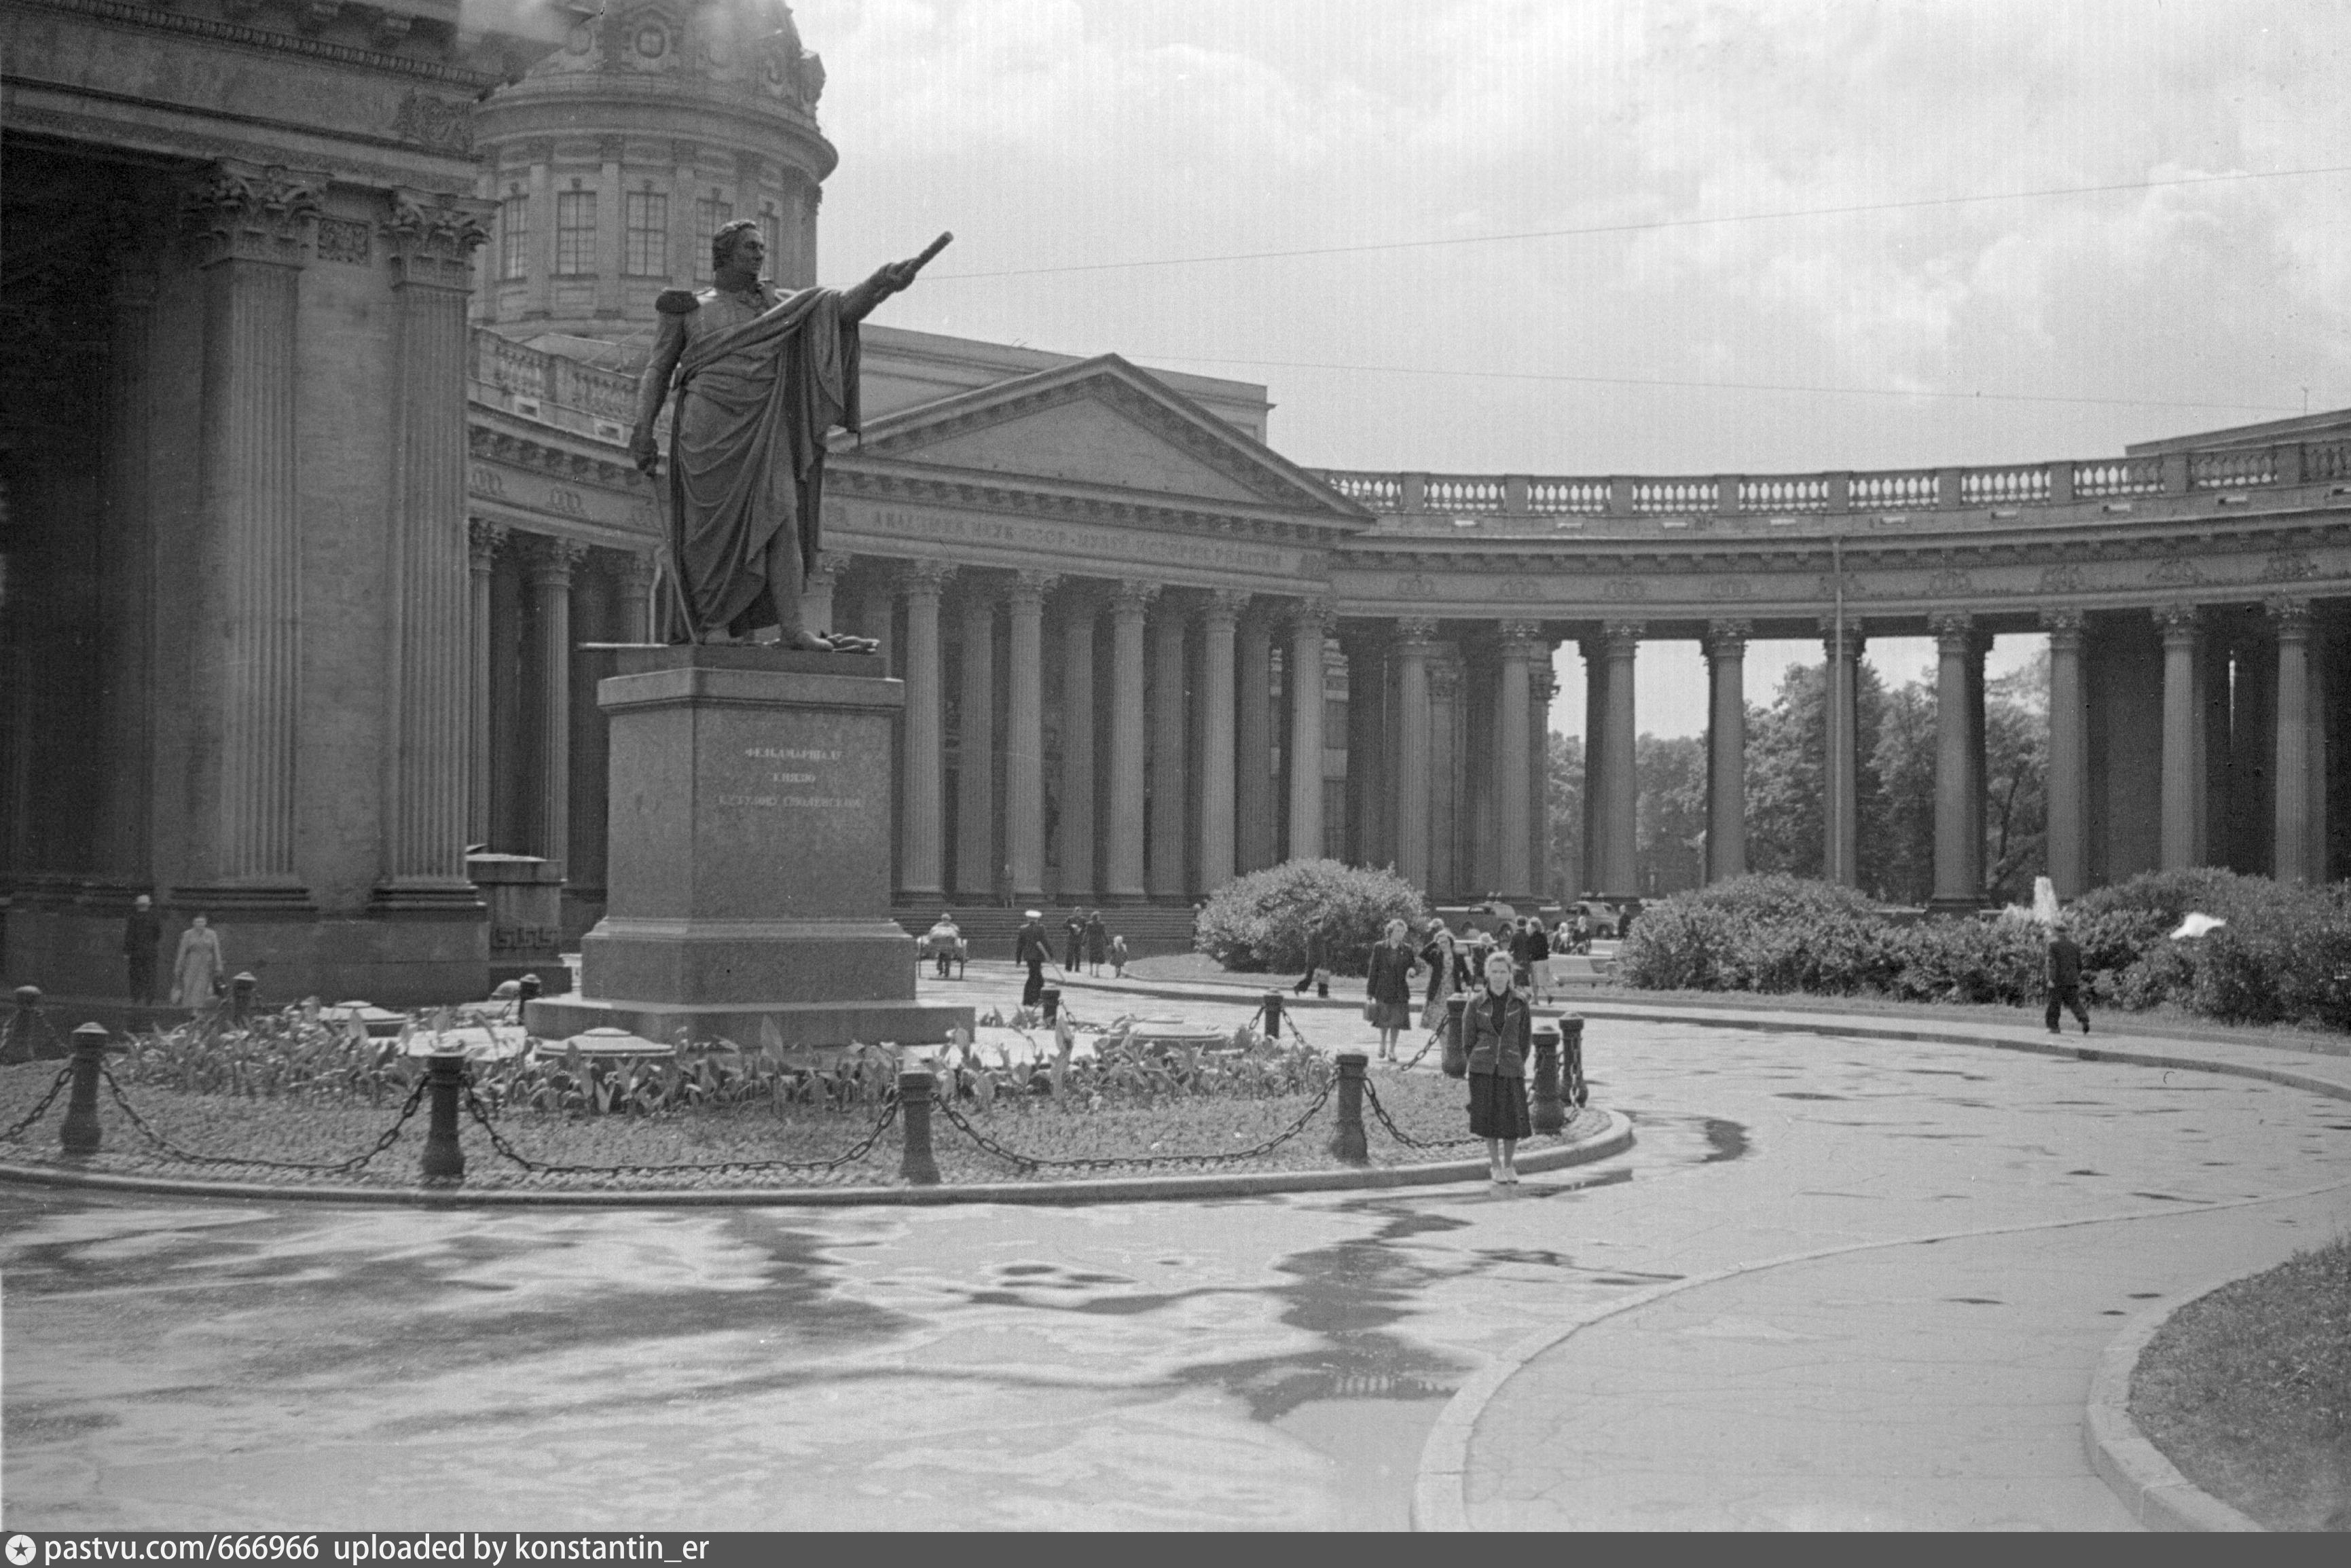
left=2, top=989, right=2346, bottom=1531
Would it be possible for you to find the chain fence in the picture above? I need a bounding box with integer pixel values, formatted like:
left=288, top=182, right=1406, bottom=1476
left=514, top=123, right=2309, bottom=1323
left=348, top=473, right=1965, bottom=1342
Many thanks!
left=933, top=1077, right=1332, bottom=1173
left=99, top=1064, right=429, bottom=1175
left=1359, top=1073, right=1581, bottom=1151
left=1, top=1065, right=75, bottom=1144
left=458, top=1075, right=901, bottom=1179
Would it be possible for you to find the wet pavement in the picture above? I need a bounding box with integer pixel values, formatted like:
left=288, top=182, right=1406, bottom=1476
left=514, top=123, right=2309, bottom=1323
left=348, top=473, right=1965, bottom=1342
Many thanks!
left=3, top=991, right=2347, bottom=1531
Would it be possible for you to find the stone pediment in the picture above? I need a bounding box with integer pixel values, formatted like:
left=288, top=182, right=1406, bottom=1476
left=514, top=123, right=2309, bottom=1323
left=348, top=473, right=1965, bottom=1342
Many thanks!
left=848, top=355, right=1371, bottom=524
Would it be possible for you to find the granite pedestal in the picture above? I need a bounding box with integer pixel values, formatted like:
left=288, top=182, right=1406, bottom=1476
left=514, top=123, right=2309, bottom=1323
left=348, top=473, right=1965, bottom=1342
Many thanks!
left=525, top=646, right=972, bottom=1047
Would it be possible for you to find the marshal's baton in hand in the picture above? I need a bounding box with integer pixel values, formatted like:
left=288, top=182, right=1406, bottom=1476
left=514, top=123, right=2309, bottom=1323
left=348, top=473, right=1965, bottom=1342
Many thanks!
left=900, top=231, right=953, bottom=282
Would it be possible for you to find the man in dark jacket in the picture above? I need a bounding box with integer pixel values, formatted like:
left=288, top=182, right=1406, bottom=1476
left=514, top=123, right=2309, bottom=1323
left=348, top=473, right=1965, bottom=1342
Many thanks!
left=1293, top=927, right=1330, bottom=998
left=2045, top=919, right=2089, bottom=1034
left=1063, top=909, right=1087, bottom=973
left=124, top=894, right=162, bottom=1004
left=1016, top=910, right=1052, bottom=1007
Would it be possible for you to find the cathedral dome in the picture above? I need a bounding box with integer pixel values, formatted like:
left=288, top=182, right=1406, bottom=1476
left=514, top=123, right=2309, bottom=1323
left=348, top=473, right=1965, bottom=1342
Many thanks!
left=471, top=0, right=836, bottom=352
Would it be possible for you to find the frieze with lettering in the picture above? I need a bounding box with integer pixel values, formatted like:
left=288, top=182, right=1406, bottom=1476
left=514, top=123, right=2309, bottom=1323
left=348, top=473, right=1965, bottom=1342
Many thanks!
left=837, top=504, right=1315, bottom=581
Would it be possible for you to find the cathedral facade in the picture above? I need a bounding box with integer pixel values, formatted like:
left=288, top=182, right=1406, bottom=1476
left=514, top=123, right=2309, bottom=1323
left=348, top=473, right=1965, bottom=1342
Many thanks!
left=3, top=0, right=2345, bottom=1008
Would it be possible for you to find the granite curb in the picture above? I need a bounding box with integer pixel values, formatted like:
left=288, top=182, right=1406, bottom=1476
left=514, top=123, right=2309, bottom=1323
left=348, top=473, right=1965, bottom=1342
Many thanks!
left=0, top=1108, right=1630, bottom=1209
left=2082, top=1274, right=2270, bottom=1531
left=1409, top=1175, right=2351, bottom=1532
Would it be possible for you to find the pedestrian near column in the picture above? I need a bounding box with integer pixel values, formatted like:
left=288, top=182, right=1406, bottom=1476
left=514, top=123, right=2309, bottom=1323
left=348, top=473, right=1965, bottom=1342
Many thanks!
left=1525, top=916, right=1553, bottom=1005
left=1085, top=910, right=1108, bottom=975
left=1463, top=948, right=1533, bottom=1186
left=924, top=912, right=960, bottom=980
left=1419, top=919, right=1460, bottom=1032
left=1293, top=924, right=1331, bottom=998
left=169, top=913, right=223, bottom=1015
left=1015, top=909, right=1051, bottom=1008
left=1109, top=932, right=1129, bottom=978
left=2045, top=918, right=2090, bottom=1035
left=1063, top=909, right=1086, bottom=973
left=123, top=894, right=162, bottom=1005
left=1365, top=918, right=1420, bottom=1064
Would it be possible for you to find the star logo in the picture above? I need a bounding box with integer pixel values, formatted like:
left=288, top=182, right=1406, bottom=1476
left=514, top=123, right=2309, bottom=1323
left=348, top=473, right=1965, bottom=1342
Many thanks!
left=7, top=1535, right=37, bottom=1566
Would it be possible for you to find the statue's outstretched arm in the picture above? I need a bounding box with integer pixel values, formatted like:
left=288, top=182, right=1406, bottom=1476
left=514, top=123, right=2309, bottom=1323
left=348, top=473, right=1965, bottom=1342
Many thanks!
left=839, top=232, right=953, bottom=325
left=630, top=302, right=693, bottom=473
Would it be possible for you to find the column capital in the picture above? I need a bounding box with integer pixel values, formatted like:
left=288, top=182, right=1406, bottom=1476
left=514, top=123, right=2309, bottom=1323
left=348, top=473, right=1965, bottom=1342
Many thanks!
left=614, top=549, right=656, bottom=595
left=2039, top=607, right=2086, bottom=649
left=1601, top=619, right=1643, bottom=654
left=1288, top=596, right=1337, bottom=636
left=1008, top=569, right=1059, bottom=608
left=380, top=189, right=492, bottom=291
left=467, top=518, right=509, bottom=570
left=2153, top=602, right=2202, bottom=644
left=2265, top=596, right=2314, bottom=638
left=1396, top=615, right=1440, bottom=644
left=807, top=550, right=850, bottom=586
left=522, top=534, right=587, bottom=588
left=1498, top=619, right=1548, bottom=654
left=1927, top=610, right=1975, bottom=651
left=1201, top=587, right=1252, bottom=627
left=1112, top=579, right=1161, bottom=617
left=1703, top=619, right=1751, bottom=659
left=902, top=558, right=958, bottom=595
left=1530, top=664, right=1558, bottom=703
left=183, top=161, right=326, bottom=268
left=1819, top=617, right=1865, bottom=657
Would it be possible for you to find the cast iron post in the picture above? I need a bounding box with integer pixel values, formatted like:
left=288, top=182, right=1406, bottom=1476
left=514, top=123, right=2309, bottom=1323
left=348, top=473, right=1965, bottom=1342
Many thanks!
left=1530, top=1024, right=1565, bottom=1133
left=1260, top=990, right=1283, bottom=1040
left=419, top=1049, right=467, bottom=1181
left=228, top=972, right=257, bottom=1025
left=1040, top=986, right=1060, bottom=1023
left=1445, top=993, right=1467, bottom=1067
left=898, top=1068, right=939, bottom=1185
left=3, top=985, right=39, bottom=1065
left=58, top=1023, right=111, bottom=1154
left=1561, top=1014, right=1587, bottom=1106
left=1328, top=1051, right=1368, bottom=1165
left=518, top=973, right=543, bottom=1004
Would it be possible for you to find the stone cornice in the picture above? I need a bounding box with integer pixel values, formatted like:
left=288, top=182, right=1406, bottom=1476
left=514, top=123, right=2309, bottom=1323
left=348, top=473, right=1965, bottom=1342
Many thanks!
left=13, top=0, right=510, bottom=89
left=828, top=458, right=1357, bottom=547
left=467, top=417, right=644, bottom=492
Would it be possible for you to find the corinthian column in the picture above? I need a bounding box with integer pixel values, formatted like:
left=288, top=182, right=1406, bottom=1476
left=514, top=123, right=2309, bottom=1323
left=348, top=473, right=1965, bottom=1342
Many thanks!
left=1287, top=600, right=1333, bottom=861
left=1057, top=588, right=1098, bottom=900
left=182, top=162, right=325, bottom=905
left=1005, top=570, right=1055, bottom=905
left=1393, top=619, right=1438, bottom=891
left=955, top=585, right=997, bottom=898
left=1529, top=661, right=1556, bottom=902
left=898, top=562, right=955, bottom=899
left=1235, top=607, right=1276, bottom=873
left=1148, top=598, right=1190, bottom=898
left=1704, top=620, right=1750, bottom=883
left=2156, top=604, right=2203, bottom=870
left=377, top=192, right=492, bottom=905
left=467, top=521, right=508, bottom=850
left=1105, top=582, right=1158, bottom=900
left=524, top=538, right=585, bottom=873
left=1929, top=611, right=1984, bottom=912
left=1821, top=619, right=1865, bottom=886
left=1198, top=591, right=1246, bottom=892
left=2041, top=610, right=2087, bottom=898
left=803, top=550, right=848, bottom=637
left=95, top=252, right=159, bottom=886
left=1599, top=621, right=1641, bottom=898
left=2270, top=598, right=2314, bottom=882
left=1497, top=621, right=1542, bottom=902
left=614, top=551, right=654, bottom=646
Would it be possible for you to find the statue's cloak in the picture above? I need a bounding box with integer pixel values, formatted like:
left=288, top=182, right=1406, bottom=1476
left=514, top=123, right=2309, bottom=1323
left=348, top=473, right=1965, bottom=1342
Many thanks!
left=665, top=287, right=860, bottom=636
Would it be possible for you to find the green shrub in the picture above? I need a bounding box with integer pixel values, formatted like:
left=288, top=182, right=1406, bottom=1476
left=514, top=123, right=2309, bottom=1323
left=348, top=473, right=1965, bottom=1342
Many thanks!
left=1192, top=858, right=1430, bottom=976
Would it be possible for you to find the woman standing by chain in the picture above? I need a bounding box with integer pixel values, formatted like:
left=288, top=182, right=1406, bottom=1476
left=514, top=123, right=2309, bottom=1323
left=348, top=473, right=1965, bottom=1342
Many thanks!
left=1463, top=948, right=1533, bottom=1186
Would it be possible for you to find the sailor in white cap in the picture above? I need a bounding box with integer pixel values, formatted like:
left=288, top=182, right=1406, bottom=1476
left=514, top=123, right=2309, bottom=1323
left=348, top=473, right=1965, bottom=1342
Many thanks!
left=1015, top=908, right=1053, bottom=1007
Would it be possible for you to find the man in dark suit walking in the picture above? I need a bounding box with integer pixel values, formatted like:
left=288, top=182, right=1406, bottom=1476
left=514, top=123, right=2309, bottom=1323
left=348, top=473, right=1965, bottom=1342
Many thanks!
left=1016, top=910, right=1053, bottom=1008
left=2045, top=919, right=2090, bottom=1034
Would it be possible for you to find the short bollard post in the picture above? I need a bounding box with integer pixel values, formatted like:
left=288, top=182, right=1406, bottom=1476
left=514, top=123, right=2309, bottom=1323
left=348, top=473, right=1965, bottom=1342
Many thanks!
left=3, top=985, right=39, bottom=1065
left=517, top=972, right=543, bottom=1004
left=418, top=1049, right=467, bottom=1181
left=898, top=1068, right=940, bottom=1186
left=1039, top=985, right=1061, bottom=1023
left=228, top=972, right=257, bottom=1025
left=58, top=1023, right=112, bottom=1156
left=1260, top=990, right=1283, bottom=1040
left=1328, top=1052, right=1369, bottom=1165
left=1444, top=993, right=1468, bottom=1066
left=1530, top=1025, right=1565, bottom=1133
left=1561, top=1014, right=1587, bottom=1106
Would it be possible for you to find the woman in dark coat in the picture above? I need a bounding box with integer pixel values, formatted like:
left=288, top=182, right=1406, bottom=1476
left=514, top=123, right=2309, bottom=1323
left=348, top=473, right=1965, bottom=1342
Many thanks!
left=1364, top=918, right=1420, bottom=1063
left=1083, top=911, right=1109, bottom=974
left=1461, top=948, right=1534, bottom=1185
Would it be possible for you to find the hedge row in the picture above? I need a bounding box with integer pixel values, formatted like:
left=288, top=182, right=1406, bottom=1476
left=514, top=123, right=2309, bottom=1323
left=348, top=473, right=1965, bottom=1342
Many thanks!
left=1193, top=858, right=1431, bottom=977
left=1616, top=871, right=2351, bottom=1030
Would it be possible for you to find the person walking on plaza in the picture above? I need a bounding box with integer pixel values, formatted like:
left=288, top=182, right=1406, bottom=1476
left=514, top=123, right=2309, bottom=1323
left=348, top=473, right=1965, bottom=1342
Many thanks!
left=123, top=894, right=162, bottom=1006
left=1084, top=910, right=1109, bottom=975
left=1293, top=924, right=1330, bottom=998
left=1463, top=947, right=1533, bottom=1186
left=1015, top=909, right=1051, bottom=1008
left=1365, top=918, right=1420, bottom=1064
left=2045, top=919, right=2090, bottom=1035
left=1523, top=915, right=1553, bottom=1004
left=1109, top=932, right=1129, bottom=979
left=1419, top=919, right=1461, bottom=1032
left=169, top=913, right=223, bottom=1015
left=1063, top=909, right=1087, bottom=974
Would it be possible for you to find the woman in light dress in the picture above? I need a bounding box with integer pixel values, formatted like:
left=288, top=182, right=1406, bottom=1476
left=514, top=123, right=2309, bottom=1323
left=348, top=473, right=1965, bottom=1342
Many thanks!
left=170, top=914, right=224, bottom=1014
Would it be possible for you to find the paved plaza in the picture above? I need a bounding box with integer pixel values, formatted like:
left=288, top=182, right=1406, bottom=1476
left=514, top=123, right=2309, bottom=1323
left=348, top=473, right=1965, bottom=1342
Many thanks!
left=1, top=974, right=2346, bottom=1531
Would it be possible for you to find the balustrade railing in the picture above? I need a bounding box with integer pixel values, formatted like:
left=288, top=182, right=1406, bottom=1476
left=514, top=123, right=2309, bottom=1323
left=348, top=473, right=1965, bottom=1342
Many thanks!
left=470, top=329, right=640, bottom=439
left=1313, top=438, right=2328, bottom=524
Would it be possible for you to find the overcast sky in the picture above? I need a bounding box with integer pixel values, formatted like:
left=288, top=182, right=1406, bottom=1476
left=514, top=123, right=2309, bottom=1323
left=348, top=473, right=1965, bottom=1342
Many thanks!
left=799, top=0, right=2348, bottom=733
